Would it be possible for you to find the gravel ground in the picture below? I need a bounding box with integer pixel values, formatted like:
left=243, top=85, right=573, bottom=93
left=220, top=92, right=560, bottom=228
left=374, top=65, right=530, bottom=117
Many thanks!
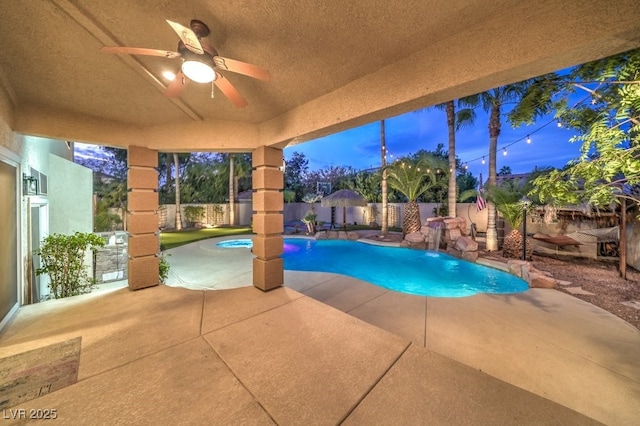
left=530, top=254, right=640, bottom=330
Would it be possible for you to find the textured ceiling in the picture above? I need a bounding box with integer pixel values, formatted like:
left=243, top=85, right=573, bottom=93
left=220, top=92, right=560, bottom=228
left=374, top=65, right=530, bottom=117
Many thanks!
left=1, top=1, right=640, bottom=151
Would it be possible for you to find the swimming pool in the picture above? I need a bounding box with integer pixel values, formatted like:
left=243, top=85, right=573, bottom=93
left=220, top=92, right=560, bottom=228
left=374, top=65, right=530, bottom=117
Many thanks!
left=217, top=238, right=529, bottom=297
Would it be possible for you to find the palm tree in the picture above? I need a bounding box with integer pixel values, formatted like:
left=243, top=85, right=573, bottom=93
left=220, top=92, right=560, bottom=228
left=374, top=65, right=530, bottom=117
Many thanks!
left=229, top=154, right=235, bottom=225
left=486, top=180, right=533, bottom=259
left=434, top=98, right=478, bottom=218
left=477, top=84, right=530, bottom=251
left=380, top=120, right=388, bottom=236
left=386, top=154, right=447, bottom=235
left=173, top=153, right=182, bottom=230
left=224, top=153, right=252, bottom=226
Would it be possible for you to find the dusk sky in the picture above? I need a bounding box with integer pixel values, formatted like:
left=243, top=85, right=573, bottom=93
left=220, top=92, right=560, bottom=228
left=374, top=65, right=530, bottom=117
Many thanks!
left=76, top=100, right=584, bottom=179
left=284, top=106, right=582, bottom=179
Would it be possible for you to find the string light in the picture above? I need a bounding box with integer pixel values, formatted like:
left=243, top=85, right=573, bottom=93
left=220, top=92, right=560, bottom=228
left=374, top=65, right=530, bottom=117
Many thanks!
left=458, top=92, right=592, bottom=169
left=464, top=163, right=469, bottom=170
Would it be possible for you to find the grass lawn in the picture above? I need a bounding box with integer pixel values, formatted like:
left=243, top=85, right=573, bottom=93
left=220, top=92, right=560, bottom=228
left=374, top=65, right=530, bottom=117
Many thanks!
left=160, top=226, right=253, bottom=250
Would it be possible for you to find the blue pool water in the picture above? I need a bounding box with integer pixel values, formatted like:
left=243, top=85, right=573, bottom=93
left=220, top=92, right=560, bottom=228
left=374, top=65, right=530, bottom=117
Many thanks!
left=218, top=238, right=529, bottom=297
left=216, top=239, right=253, bottom=248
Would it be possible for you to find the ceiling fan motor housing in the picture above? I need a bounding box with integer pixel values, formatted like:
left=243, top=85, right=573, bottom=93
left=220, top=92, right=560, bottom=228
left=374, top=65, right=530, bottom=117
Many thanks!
left=190, top=20, right=210, bottom=38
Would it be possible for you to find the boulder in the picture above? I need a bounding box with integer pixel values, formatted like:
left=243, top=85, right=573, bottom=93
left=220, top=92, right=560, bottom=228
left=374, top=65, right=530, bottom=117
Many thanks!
left=408, top=241, right=427, bottom=250
left=443, top=218, right=459, bottom=229
left=529, top=272, right=557, bottom=289
left=454, top=236, right=478, bottom=252
left=315, top=232, right=328, bottom=240
left=405, top=232, right=425, bottom=243
left=444, top=228, right=462, bottom=241
left=460, top=251, right=479, bottom=262
left=400, top=240, right=411, bottom=248
left=420, top=225, right=431, bottom=236
left=347, top=231, right=359, bottom=240
left=326, top=231, right=339, bottom=239
left=507, top=259, right=527, bottom=278
left=338, top=231, right=348, bottom=239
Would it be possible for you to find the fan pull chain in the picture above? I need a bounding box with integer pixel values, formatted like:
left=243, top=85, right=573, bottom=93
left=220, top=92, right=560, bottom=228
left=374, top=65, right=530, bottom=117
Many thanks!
left=211, top=81, right=215, bottom=99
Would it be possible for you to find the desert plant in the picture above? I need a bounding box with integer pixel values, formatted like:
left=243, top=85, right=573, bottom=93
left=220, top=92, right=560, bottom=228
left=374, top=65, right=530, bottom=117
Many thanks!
left=386, top=155, right=447, bottom=235
left=485, top=180, right=533, bottom=259
left=301, top=193, right=322, bottom=234
left=36, top=232, right=106, bottom=299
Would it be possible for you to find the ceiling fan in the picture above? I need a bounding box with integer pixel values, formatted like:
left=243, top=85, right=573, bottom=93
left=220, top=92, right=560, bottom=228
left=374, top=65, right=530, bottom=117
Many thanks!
left=101, top=19, right=270, bottom=108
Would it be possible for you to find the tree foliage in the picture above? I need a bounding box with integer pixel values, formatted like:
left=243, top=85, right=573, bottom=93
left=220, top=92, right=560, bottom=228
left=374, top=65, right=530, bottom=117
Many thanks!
left=385, top=153, right=448, bottom=202
left=512, top=49, right=640, bottom=212
left=285, top=151, right=309, bottom=201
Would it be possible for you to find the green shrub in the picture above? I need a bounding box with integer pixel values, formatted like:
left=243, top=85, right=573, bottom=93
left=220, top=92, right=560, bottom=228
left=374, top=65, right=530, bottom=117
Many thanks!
left=36, top=232, right=106, bottom=299
left=183, top=205, right=205, bottom=226
left=159, top=253, right=171, bottom=283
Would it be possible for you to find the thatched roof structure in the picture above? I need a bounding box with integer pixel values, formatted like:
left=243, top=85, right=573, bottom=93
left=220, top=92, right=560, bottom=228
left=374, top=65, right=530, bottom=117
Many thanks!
left=320, top=189, right=367, bottom=208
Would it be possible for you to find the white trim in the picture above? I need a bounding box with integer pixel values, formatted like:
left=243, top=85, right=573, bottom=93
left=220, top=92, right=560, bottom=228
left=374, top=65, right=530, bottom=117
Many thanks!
left=0, top=144, right=20, bottom=164
left=0, top=152, right=21, bottom=325
left=0, top=303, right=19, bottom=332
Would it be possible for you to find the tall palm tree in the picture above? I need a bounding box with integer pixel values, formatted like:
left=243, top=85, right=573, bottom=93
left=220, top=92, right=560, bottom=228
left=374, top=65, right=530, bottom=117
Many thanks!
left=229, top=154, right=235, bottom=225
left=380, top=120, right=388, bottom=236
left=225, top=153, right=252, bottom=226
left=477, top=84, right=530, bottom=251
left=173, top=153, right=182, bottom=230
left=434, top=98, right=478, bottom=218
left=386, top=154, right=447, bottom=235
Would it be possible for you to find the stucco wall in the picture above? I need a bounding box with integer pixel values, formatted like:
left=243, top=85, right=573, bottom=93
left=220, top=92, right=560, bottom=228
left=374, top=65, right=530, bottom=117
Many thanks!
left=0, top=95, right=94, bottom=312
left=284, top=202, right=484, bottom=231
left=49, top=154, right=92, bottom=235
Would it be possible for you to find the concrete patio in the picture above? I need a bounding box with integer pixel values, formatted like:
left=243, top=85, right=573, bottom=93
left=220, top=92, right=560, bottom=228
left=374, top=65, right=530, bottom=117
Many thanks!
left=0, top=237, right=639, bottom=424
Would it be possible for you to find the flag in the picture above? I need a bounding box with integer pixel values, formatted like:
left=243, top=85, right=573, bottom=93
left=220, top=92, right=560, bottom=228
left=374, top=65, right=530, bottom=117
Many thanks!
left=477, top=173, right=486, bottom=212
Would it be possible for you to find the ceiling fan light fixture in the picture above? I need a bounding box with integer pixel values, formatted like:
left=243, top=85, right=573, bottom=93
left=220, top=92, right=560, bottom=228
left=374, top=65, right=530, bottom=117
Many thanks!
left=181, top=54, right=216, bottom=83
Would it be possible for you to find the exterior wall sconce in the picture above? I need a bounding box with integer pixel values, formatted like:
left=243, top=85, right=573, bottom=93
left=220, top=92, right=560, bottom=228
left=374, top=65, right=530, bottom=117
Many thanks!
left=23, top=173, right=38, bottom=195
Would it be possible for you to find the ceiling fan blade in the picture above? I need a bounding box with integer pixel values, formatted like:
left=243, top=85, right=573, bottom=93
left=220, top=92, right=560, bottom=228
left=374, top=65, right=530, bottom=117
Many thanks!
left=166, top=20, right=204, bottom=55
left=164, top=71, right=189, bottom=98
left=213, top=56, right=271, bottom=81
left=214, top=74, right=248, bottom=108
left=101, top=46, right=181, bottom=59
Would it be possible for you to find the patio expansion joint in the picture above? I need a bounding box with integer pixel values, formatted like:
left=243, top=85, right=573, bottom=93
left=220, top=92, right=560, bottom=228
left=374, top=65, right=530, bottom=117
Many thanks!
left=199, top=328, right=279, bottom=424
left=343, top=289, right=391, bottom=315
left=198, top=291, right=206, bottom=336
left=423, top=297, right=428, bottom=348
left=77, top=335, right=207, bottom=383
left=207, top=344, right=278, bottom=424
left=337, top=341, right=413, bottom=424
left=201, top=291, right=302, bottom=335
